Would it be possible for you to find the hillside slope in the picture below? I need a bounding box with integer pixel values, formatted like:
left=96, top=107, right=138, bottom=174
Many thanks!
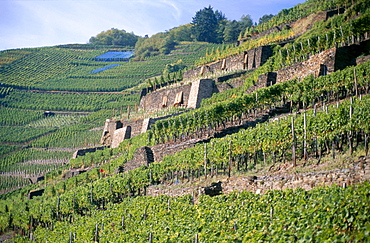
left=0, top=0, right=370, bottom=242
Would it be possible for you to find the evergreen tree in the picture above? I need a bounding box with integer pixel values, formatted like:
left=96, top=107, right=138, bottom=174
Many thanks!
left=191, top=6, right=226, bottom=43
left=258, top=14, right=274, bottom=25
left=223, top=20, right=241, bottom=43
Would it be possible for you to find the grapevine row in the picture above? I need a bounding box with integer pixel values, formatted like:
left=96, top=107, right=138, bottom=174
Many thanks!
left=149, top=61, right=370, bottom=145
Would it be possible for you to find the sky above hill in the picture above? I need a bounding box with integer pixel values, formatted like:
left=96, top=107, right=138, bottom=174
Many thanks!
left=0, top=0, right=305, bottom=51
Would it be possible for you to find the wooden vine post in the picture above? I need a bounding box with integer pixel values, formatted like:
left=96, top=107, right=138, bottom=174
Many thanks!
left=56, top=197, right=60, bottom=219
left=349, top=98, right=353, bottom=155
left=94, top=223, right=99, bottom=242
left=204, top=143, right=207, bottom=179
left=121, top=216, right=125, bottom=230
left=303, top=113, right=308, bottom=161
left=228, top=140, right=232, bottom=178
left=365, top=132, right=369, bottom=156
left=291, top=117, right=296, bottom=167
left=354, top=68, right=358, bottom=97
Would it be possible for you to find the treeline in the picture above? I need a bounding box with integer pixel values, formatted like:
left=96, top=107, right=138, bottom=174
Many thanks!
left=89, top=28, right=139, bottom=47
left=89, top=6, right=273, bottom=60
left=134, top=6, right=265, bottom=60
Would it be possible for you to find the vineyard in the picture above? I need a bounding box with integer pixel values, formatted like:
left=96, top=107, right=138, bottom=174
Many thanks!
left=0, top=42, right=212, bottom=92
left=0, top=0, right=370, bottom=242
left=149, top=62, right=370, bottom=145
left=0, top=41, right=218, bottom=197
left=0, top=183, right=367, bottom=242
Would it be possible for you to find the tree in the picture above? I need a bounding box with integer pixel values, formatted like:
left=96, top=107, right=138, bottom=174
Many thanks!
left=258, top=14, right=274, bottom=25
left=223, top=20, right=241, bottom=43
left=223, top=15, right=253, bottom=43
left=240, top=15, right=253, bottom=31
left=134, top=32, right=177, bottom=60
left=168, top=24, right=193, bottom=42
left=89, top=28, right=139, bottom=47
left=163, top=59, right=186, bottom=75
left=191, top=6, right=226, bottom=43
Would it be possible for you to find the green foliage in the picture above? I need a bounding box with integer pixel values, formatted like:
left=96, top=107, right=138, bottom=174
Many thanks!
left=0, top=90, right=139, bottom=112
left=0, top=148, right=70, bottom=171
left=29, top=124, right=101, bottom=149
left=0, top=126, right=55, bottom=144
left=258, top=14, right=274, bottom=25
left=0, top=47, right=104, bottom=90
left=0, top=176, right=31, bottom=194
left=223, top=20, right=242, bottom=43
left=1, top=1, right=370, bottom=240
left=191, top=6, right=226, bottom=43
left=168, top=24, right=193, bottom=42
left=0, top=49, right=34, bottom=68
left=134, top=32, right=177, bottom=60
left=150, top=62, right=370, bottom=145
left=4, top=182, right=370, bottom=242
left=0, top=144, right=20, bottom=157
left=0, top=45, right=203, bottom=92
left=89, top=28, right=139, bottom=47
left=200, top=0, right=369, bottom=66
left=0, top=107, right=42, bottom=126
left=162, top=59, right=186, bottom=75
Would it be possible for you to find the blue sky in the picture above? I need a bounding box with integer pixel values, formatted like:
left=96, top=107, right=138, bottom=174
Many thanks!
left=0, top=0, right=305, bottom=51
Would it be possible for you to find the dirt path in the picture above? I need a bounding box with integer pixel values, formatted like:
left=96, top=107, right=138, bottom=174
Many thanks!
left=0, top=231, right=14, bottom=242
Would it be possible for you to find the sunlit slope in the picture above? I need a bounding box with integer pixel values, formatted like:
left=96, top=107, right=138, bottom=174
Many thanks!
left=0, top=43, right=213, bottom=92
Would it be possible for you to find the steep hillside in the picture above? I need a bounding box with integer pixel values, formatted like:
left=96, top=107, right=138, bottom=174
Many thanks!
left=0, top=42, right=216, bottom=194
left=0, top=0, right=370, bottom=242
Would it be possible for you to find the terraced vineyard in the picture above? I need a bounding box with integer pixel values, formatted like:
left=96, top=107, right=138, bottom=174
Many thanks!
left=0, top=0, right=370, bottom=242
left=0, top=42, right=214, bottom=195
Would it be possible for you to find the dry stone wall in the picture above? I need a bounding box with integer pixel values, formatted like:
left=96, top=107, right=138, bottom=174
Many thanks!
left=117, top=119, right=143, bottom=138
left=276, top=47, right=336, bottom=84
left=111, top=126, right=131, bottom=148
left=72, top=146, right=105, bottom=159
left=334, top=40, right=369, bottom=70
left=187, top=79, right=215, bottom=109
left=264, top=41, right=369, bottom=85
left=124, top=146, right=154, bottom=172
left=140, top=83, right=192, bottom=111
left=224, top=157, right=370, bottom=194
left=151, top=139, right=200, bottom=163
left=146, top=156, right=370, bottom=198
left=183, top=46, right=273, bottom=80
left=100, top=119, right=123, bottom=145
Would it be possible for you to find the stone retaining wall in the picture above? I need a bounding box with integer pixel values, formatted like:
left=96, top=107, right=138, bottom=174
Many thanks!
left=187, top=79, right=215, bottom=109
left=139, top=83, right=192, bottom=111
left=275, top=47, right=336, bottom=84
left=260, top=40, right=370, bottom=85
left=146, top=156, right=370, bottom=198
left=124, top=146, right=153, bottom=172
left=72, top=146, right=105, bottom=159
left=183, top=46, right=272, bottom=80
